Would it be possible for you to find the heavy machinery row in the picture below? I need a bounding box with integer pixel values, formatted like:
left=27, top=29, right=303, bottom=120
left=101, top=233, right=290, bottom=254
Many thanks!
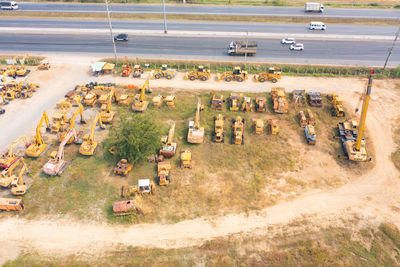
left=0, top=61, right=374, bottom=214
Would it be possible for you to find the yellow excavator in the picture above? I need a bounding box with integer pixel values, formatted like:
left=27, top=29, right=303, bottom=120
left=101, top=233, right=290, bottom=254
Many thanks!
left=0, top=137, right=30, bottom=169
left=187, top=98, right=204, bottom=143
left=59, top=104, right=86, bottom=144
left=79, top=113, right=105, bottom=156
left=25, top=111, right=51, bottom=158
left=16, top=54, right=30, bottom=77
left=10, top=163, right=30, bottom=195
left=131, top=78, right=149, bottom=112
left=5, top=56, right=18, bottom=78
left=100, top=87, right=116, bottom=123
left=160, top=122, right=177, bottom=157
left=43, top=128, right=77, bottom=176
left=340, top=69, right=374, bottom=162
left=0, top=157, right=26, bottom=188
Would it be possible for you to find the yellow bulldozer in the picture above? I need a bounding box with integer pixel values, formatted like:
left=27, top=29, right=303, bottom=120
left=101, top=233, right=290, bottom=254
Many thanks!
left=254, top=67, right=281, bottom=83
left=185, top=65, right=211, bottom=81
left=232, top=116, right=245, bottom=145
left=187, top=98, right=205, bottom=144
left=180, top=150, right=192, bottom=168
left=158, top=161, right=171, bottom=186
left=252, top=119, right=264, bottom=134
left=331, top=94, right=346, bottom=117
left=79, top=113, right=105, bottom=156
left=213, top=114, right=225, bottom=143
left=25, top=111, right=51, bottom=158
left=217, top=66, right=248, bottom=82
left=151, top=64, right=176, bottom=80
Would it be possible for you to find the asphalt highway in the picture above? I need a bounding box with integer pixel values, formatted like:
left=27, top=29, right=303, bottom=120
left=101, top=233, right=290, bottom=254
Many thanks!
left=1, top=33, right=399, bottom=67
left=9, top=3, right=400, bottom=19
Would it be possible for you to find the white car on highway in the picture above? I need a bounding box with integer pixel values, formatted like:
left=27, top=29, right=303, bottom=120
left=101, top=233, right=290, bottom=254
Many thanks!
left=290, top=43, right=304, bottom=51
left=281, top=38, right=296, bottom=44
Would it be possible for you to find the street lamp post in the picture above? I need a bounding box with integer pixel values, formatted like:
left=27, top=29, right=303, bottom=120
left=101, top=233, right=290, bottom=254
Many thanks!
left=383, top=26, right=400, bottom=70
left=162, top=0, right=168, bottom=34
left=105, top=0, right=118, bottom=66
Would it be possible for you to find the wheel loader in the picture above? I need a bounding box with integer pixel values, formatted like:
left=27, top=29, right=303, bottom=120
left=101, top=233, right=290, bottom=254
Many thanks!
left=255, top=97, right=266, bottom=112
left=213, top=114, right=225, bottom=143
left=252, top=119, right=264, bottom=134
left=185, top=65, right=211, bottom=81
left=232, top=116, right=245, bottom=145
left=158, top=161, right=171, bottom=186
left=151, top=64, right=176, bottom=80
left=254, top=67, right=281, bottom=83
left=217, top=66, right=248, bottom=82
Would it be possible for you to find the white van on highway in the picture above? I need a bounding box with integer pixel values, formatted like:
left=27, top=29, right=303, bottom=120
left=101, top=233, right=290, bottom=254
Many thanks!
left=309, top=21, right=326, bottom=30
left=0, top=1, right=18, bottom=10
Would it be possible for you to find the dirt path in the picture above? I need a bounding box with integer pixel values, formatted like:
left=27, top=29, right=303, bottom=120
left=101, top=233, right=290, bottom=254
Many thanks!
left=1, top=58, right=400, bottom=262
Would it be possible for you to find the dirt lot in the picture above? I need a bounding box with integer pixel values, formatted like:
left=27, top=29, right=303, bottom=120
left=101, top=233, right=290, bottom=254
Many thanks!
left=0, top=56, right=399, bottom=264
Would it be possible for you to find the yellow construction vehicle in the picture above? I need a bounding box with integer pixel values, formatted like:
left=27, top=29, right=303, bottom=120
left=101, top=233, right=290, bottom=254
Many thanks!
left=121, top=57, right=132, bottom=77
left=151, top=64, right=177, bottom=80
left=165, top=95, right=176, bottom=108
left=79, top=113, right=105, bottom=156
left=0, top=157, right=26, bottom=188
left=229, top=93, right=241, bottom=111
left=160, top=123, right=177, bottom=157
left=213, top=114, right=225, bottom=143
left=158, top=161, right=171, bottom=186
left=83, top=92, right=97, bottom=107
left=271, top=87, right=288, bottom=114
left=187, top=98, right=205, bottom=143
left=211, top=93, right=224, bottom=110
left=241, top=96, right=253, bottom=112
left=298, top=110, right=308, bottom=127
left=152, top=94, right=163, bottom=108
left=255, top=97, right=266, bottom=112
left=37, top=60, right=50, bottom=70
left=307, top=109, right=316, bottom=126
left=43, top=128, right=77, bottom=176
left=139, top=76, right=152, bottom=93
left=10, top=163, right=29, bottom=196
left=114, top=159, right=133, bottom=176
left=232, top=116, right=245, bottom=145
left=101, top=87, right=116, bottom=123
left=5, top=55, right=18, bottom=78
left=51, top=111, right=68, bottom=133
left=121, top=179, right=154, bottom=197
left=340, top=69, right=374, bottom=162
left=217, top=66, right=248, bottom=82
left=15, top=54, right=30, bottom=77
left=59, top=104, right=86, bottom=144
left=0, top=137, right=30, bottom=169
left=180, top=150, right=192, bottom=168
left=331, top=94, right=346, bottom=117
left=132, top=64, right=144, bottom=78
left=252, top=119, right=264, bottom=134
left=267, top=119, right=279, bottom=135
left=305, top=124, right=317, bottom=145
left=118, top=94, right=135, bottom=106
left=254, top=67, right=281, bottom=83
left=132, top=80, right=149, bottom=112
left=25, top=111, right=51, bottom=158
left=185, top=65, right=211, bottom=81
left=72, top=94, right=82, bottom=106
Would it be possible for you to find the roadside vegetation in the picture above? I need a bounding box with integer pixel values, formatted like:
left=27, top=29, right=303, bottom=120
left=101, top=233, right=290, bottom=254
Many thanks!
left=0, top=55, right=43, bottom=66
left=391, top=83, right=400, bottom=172
left=4, top=223, right=400, bottom=266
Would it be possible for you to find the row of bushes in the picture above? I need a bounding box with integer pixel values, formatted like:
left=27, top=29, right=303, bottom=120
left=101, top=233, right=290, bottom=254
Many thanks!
left=104, top=57, right=400, bottom=79
left=0, top=56, right=44, bottom=66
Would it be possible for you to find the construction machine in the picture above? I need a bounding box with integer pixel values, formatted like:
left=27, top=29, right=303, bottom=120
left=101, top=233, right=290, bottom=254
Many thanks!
left=340, top=69, right=374, bottom=162
left=241, top=96, right=253, bottom=112
left=131, top=80, right=149, bottom=112
left=152, top=94, right=163, bottom=108
left=0, top=137, right=30, bottom=169
left=51, top=112, right=68, bottom=133
left=232, top=116, right=245, bottom=145
left=337, top=120, right=358, bottom=142
left=0, top=157, right=26, bottom=188
left=165, top=95, right=176, bottom=108
left=185, top=65, right=211, bottom=81
left=254, top=67, right=281, bottom=83
left=298, top=110, right=308, bottom=127
left=101, top=87, right=116, bottom=123
left=37, top=60, right=50, bottom=70
left=25, top=111, right=51, bottom=158
left=118, top=94, right=135, bottom=106
left=271, top=87, right=288, bottom=114
left=10, top=163, right=30, bottom=196
left=151, top=64, right=177, bottom=80
left=180, top=150, right=192, bottom=168
left=307, top=109, right=316, bottom=126
left=229, top=93, right=241, bottom=111
left=217, top=66, right=248, bottom=82
left=121, top=58, right=132, bottom=77
left=121, top=179, right=154, bottom=197
left=132, top=65, right=144, bottom=78
left=307, top=91, right=322, bottom=107
left=187, top=98, right=205, bottom=144
left=43, top=128, right=77, bottom=176
left=79, top=113, right=105, bottom=156
left=331, top=94, right=345, bottom=117
left=114, top=159, right=133, bottom=176
left=15, top=54, right=30, bottom=77
left=160, top=123, right=177, bottom=157
left=252, top=119, right=264, bottom=134
left=255, top=97, right=266, bottom=112
left=139, top=77, right=152, bottom=93
left=83, top=92, right=97, bottom=107
left=59, top=104, right=86, bottom=144
left=211, top=93, right=224, bottom=110
left=267, top=119, right=279, bottom=135
left=213, top=114, right=225, bottom=143
left=305, top=125, right=317, bottom=145
left=158, top=161, right=171, bottom=186
left=5, top=55, right=18, bottom=78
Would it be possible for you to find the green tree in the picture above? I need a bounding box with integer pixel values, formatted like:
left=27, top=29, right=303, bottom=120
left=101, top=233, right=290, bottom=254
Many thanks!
left=103, top=113, right=161, bottom=163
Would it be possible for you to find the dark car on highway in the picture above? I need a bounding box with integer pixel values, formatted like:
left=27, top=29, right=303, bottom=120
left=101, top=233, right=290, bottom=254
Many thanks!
left=114, top=33, right=128, bottom=42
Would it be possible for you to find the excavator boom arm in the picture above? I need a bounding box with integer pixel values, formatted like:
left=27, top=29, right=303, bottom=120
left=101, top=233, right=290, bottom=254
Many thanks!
left=35, top=111, right=50, bottom=145
left=57, top=128, right=77, bottom=161
left=355, top=69, right=373, bottom=150
left=194, top=99, right=201, bottom=129
left=69, top=104, right=84, bottom=129
left=8, top=137, right=29, bottom=158
left=88, top=114, right=103, bottom=143
left=167, top=123, right=175, bottom=145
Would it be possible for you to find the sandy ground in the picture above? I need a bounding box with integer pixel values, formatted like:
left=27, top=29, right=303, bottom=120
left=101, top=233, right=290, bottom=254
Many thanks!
left=0, top=56, right=399, bottom=263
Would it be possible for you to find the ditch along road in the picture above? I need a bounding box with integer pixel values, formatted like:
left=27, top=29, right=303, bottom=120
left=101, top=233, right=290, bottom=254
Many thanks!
left=0, top=57, right=400, bottom=261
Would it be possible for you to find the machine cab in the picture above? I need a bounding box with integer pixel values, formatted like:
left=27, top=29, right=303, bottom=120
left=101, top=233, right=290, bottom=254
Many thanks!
left=161, top=64, right=167, bottom=71
left=233, top=67, right=241, bottom=75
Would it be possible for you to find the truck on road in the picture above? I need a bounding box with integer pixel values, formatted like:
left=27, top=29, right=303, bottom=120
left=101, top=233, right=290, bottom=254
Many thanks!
left=305, top=2, right=324, bottom=12
left=227, top=41, right=257, bottom=56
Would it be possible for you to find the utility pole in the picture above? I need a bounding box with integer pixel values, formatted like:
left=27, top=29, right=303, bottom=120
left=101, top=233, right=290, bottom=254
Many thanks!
left=105, top=0, right=118, bottom=65
left=383, top=26, right=400, bottom=70
left=162, top=0, right=168, bottom=34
